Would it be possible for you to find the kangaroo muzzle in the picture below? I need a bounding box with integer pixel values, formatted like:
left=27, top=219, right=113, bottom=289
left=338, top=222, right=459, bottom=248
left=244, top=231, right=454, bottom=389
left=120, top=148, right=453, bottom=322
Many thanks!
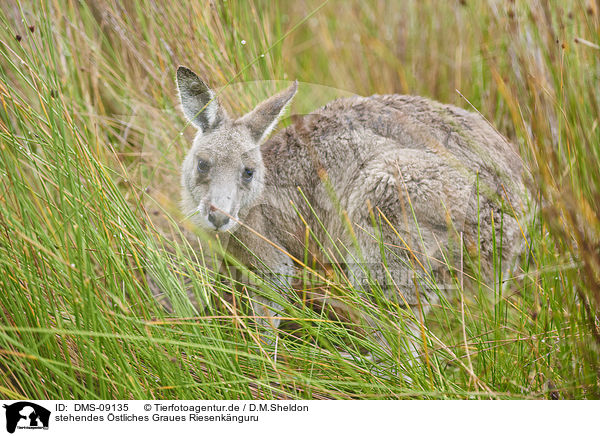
left=206, top=189, right=236, bottom=231
left=208, top=204, right=230, bottom=229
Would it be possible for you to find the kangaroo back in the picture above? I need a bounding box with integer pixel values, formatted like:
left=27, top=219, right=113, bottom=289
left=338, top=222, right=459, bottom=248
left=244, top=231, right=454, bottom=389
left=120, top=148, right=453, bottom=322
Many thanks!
left=256, top=94, right=526, bottom=303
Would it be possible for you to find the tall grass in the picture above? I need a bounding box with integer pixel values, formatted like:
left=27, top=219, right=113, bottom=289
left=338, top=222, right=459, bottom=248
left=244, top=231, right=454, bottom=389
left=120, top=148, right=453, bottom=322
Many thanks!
left=0, top=0, right=598, bottom=399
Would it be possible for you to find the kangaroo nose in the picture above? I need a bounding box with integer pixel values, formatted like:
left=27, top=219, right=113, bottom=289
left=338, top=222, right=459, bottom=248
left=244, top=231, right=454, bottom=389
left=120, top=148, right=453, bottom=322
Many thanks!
left=208, top=210, right=230, bottom=229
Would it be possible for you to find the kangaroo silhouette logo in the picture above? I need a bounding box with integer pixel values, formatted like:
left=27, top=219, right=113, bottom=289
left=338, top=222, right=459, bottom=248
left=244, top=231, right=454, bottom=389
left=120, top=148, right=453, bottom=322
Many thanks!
left=2, top=402, right=50, bottom=433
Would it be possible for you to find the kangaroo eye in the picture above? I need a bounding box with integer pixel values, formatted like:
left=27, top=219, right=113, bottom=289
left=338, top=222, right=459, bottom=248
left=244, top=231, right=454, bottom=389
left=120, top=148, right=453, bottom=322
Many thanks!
left=197, top=159, right=210, bottom=174
left=242, top=167, right=254, bottom=182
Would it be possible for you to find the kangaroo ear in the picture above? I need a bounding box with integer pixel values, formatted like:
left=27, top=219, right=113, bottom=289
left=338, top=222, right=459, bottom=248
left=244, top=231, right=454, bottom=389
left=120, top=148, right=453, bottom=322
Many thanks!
left=176, top=66, right=227, bottom=133
left=239, top=81, right=298, bottom=143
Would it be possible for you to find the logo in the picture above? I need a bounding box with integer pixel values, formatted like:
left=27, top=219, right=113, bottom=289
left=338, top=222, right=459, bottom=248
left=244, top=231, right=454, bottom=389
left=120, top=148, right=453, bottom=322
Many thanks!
left=2, top=402, right=50, bottom=434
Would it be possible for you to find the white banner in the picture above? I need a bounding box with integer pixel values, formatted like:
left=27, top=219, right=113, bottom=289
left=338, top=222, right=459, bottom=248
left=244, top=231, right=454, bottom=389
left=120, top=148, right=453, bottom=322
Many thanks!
left=0, top=400, right=595, bottom=436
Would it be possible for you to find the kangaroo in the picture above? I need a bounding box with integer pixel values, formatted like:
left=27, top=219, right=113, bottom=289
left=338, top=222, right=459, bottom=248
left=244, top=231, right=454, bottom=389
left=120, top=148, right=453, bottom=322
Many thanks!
left=176, top=66, right=527, bottom=353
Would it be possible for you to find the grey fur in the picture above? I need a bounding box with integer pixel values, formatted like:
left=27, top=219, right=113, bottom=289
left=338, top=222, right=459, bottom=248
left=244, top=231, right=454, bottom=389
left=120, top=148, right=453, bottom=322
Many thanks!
left=176, top=66, right=527, bottom=344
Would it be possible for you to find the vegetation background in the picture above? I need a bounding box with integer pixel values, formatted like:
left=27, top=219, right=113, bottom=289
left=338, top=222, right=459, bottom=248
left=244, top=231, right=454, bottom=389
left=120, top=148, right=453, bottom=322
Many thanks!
left=0, top=0, right=599, bottom=399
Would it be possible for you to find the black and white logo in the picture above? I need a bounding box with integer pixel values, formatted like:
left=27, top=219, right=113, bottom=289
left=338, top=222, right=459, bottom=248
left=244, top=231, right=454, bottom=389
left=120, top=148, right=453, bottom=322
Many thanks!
left=2, top=402, right=50, bottom=434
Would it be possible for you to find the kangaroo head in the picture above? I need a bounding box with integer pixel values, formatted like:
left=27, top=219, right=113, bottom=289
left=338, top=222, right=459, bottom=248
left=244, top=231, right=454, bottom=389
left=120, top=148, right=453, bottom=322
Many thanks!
left=176, top=66, right=297, bottom=232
